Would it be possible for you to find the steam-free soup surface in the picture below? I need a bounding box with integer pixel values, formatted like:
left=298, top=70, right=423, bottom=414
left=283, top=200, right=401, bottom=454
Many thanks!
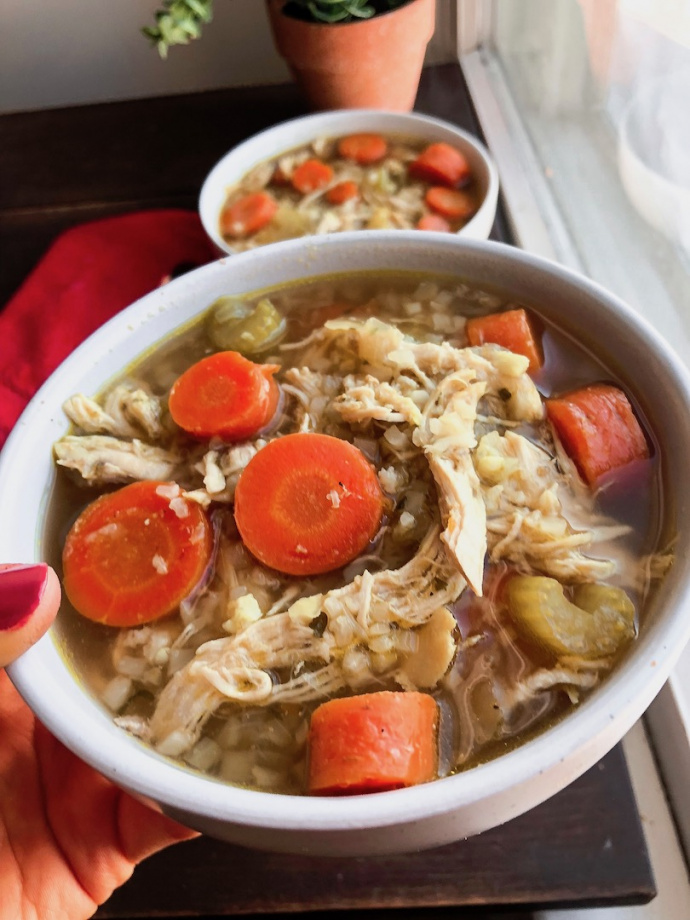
left=49, top=272, right=669, bottom=795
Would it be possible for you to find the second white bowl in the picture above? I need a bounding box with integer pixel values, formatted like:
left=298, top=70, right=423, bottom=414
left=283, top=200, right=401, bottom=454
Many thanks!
left=199, top=110, right=500, bottom=255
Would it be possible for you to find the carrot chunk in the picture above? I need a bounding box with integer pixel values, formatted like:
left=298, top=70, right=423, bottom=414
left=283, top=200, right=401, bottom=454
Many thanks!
left=326, top=180, right=359, bottom=205
left=416, top=213, right=452, bottom=232
left=292, top=158, right=335, bottom=194
left=62, top=481, right=213, bottom=627
left=408, top=142, right=471, bottom=188
left=337, top=133, right=388, bottom=165
left=308, top=691, right=438, bottom=796
left=546, top=383, right=650, bottom=486
left=169, top=351, right=280, bottom=442
left=425, top=186, right=476, bottom=220
left=220, top=191, right=277, bottom=239
left=466, top=307, right=543, bottom=372
left=234, top=432, right=384, bottom=576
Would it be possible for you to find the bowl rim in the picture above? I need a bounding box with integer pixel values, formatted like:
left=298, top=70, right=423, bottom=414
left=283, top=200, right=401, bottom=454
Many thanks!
left=198, top=108, right=500, bottom=256
left=5, top=231, right=690, bottom=835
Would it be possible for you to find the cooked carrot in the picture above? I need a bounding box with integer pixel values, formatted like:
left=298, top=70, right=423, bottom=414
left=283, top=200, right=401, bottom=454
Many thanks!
left=337, top=133, right=388, bottom=165
left=292, top=158, right=335, bottom=194
left=409, top=142, right=471, bottom=188
left=425, top=186, right=476, bottom=220
left=326, top=180, right=359, bottom=205
left=234, top=432, right=384, bottom=576
left=546, top=383, right=650, bottom=486
left=466, top=307, right=543, bottom=372
left=220, top=191, right=278, bottom=239
left=416, top=213, right=452, bottom=232
left=169, top=351, right=280, bottom=442
left=308, top=691, right=438, bottom=796
left=62, top=481, right=213, bottom=627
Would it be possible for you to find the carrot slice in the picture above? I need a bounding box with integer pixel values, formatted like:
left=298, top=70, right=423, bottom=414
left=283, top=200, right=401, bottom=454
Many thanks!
left=337, top=133, right=388, bottom=165
left=169, top=351, right=280, bottom=442
left=234, top=432, right=384, bottom=576
left=62, top=481, right=213, bottom=627
left=466, top=307, right=543, bottom=372
left=546, top=383, right=650, bottom=486
left=425, top=186, right=476, bottom=220
left=409, top=142, right=471, bottom=188
left=308, top=691, right=438, bottom=796
left=220, top=192, right=278, bottom=239
left=326, top=180, right=359, bottom=205
left=292, top=158, right=335, bottom=194
left=416, top=213, right=452, bottom=232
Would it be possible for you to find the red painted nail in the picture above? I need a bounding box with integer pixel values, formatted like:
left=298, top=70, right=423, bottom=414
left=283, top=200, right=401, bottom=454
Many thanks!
left=0, top=563, right=50, bottom=631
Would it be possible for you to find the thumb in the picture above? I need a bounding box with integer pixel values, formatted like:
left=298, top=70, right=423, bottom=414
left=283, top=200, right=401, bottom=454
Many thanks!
left=0, top=563, right=61, bottom=668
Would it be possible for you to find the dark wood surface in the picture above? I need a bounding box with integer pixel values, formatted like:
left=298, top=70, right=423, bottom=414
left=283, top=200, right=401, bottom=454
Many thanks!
left=0, top=63, right=655, bottom=915
left=94, top=745, right=654, bottom=919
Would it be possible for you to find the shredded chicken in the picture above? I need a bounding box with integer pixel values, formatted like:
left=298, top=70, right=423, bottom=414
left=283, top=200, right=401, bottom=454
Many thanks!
left=476, top=430, right=622, bottom=582
left=54, top=435, right=182, bottom=484
left=63, top=384, right=165, bottom=440
left=149, top=526, right=465, bottom=753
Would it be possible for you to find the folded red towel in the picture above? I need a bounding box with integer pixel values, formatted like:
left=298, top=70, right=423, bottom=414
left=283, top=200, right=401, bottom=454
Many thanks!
left=0, top=210, right=217, bottom=448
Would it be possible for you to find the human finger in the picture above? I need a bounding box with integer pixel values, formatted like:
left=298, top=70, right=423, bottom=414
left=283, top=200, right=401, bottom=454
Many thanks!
left=0, top=563, right=61, bottom=667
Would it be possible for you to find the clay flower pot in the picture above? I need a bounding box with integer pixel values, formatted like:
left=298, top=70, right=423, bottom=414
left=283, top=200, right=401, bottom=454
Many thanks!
left=265, top=0, right=437, bottom=112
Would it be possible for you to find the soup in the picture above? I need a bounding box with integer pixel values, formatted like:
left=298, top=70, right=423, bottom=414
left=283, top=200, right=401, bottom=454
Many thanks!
left=49, top=272, right=670, bottom=796
left=218, top=134, right=482, bottom=251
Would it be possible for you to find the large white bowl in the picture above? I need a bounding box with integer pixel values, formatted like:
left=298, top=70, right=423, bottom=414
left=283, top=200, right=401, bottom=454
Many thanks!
left=4, top=232, right=690, bottom=857
left=199, top=110, right=500, bottom=255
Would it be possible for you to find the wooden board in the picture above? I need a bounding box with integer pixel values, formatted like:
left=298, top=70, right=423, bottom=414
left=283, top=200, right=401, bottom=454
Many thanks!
left=95, top=745, right=654, bottom=918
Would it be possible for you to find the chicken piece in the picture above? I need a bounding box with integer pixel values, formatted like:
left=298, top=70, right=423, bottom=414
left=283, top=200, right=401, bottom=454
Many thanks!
left=475, top=430, right=620, bottom=582
left=334, top=361, right=488, bottom=593
left=335, top=375, right=422, bottom=427
left=148, top=526, right=465, bottom=754
left=282, top=368, right=342, bottom=431
left=54, top=435, right=181, bottom=484
left=323, top=318, right=543, bottom=422
left=187, top=440, right=267, bottom=506
left=63, top=384, right=164, bottom=440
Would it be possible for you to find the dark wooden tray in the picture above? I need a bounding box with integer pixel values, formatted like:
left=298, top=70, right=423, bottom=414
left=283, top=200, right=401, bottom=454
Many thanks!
left=95, top=745, right=653, bottom=918
left=1, top=63, right=655, bottom=915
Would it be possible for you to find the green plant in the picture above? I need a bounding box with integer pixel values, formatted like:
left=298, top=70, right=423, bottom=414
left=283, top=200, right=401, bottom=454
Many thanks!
left=143, top=0, right=412, bottom=58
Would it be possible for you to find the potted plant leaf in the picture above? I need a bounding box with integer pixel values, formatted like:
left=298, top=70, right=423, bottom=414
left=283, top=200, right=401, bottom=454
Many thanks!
left=143, top=0, right=437, bottom=111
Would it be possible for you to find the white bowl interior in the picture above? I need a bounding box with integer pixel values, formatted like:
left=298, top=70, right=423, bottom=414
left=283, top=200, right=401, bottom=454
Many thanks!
left=4, top=232, right=690, bottom=856
left=199, top=110, right=500, bottom=256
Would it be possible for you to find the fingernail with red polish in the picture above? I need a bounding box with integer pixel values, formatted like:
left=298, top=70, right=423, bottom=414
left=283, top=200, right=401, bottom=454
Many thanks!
left=0, top=564, right=50, bottom=631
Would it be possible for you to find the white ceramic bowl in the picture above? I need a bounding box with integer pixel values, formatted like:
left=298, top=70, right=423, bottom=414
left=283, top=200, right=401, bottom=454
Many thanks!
left=199, top=110, right=499, bottom=255
left=5, top=232, right=690, bottom=858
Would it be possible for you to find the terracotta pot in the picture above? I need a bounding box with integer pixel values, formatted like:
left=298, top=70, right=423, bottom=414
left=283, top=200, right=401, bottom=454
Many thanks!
left=265, top=0, right=437, bottom=111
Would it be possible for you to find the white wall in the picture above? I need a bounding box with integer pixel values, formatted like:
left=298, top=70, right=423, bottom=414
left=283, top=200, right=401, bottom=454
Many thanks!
left=0, top=0, right=454, bottom=114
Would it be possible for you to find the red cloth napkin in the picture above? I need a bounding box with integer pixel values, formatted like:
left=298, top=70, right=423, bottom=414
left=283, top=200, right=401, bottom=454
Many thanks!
left=0, top=210, right=217, bottom=448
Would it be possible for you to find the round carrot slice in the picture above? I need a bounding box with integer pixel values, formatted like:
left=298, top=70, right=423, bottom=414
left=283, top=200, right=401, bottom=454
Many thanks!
left=337, top=133, right=388, bottom=165
left=220, top=192, right=278, bottom=239
left=62, top=481, right=214, bottom=627
left=408, top=142, right=471, bottom=188
left=291, top=158, right=334, bottom=194
left=425, top=186, right=476, bottom=220
left=326, top=180, right=360, bottom=205
left=416, top=213, right=452, bottom=232
left=169, top=351, right=280, bottom=442
left=234, top=433, right=385, bottom=576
